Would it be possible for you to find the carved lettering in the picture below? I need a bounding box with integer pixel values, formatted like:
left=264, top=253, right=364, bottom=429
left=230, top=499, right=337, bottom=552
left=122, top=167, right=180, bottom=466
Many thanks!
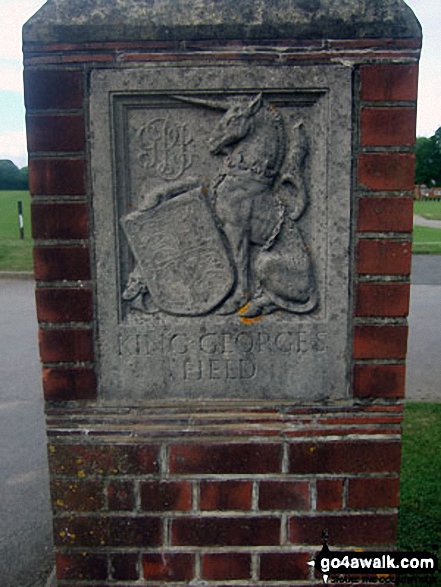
left=119, top=328, right=328, bottom=358
left=182, top=357, right=256, bottom=381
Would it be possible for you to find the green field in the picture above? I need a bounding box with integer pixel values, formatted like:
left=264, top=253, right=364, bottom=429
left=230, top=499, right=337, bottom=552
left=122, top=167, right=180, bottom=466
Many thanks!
left=399, top=403, right=441, bottom=584
left=0, top=190, right=33, bottom=271
left=414, top=200, right=441, bottom=221
left=412, top=225, right=441, bottom=255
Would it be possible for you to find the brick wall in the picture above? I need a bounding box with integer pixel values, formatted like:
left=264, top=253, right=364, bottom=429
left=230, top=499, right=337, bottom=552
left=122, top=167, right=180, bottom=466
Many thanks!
left=24, top=39, right=419, bottom=585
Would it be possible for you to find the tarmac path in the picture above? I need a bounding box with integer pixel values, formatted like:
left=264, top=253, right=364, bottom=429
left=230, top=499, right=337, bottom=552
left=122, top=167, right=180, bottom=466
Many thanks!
left=413, top=213, right=441, bottom=229
left=0, top=256, right=440, bottom=584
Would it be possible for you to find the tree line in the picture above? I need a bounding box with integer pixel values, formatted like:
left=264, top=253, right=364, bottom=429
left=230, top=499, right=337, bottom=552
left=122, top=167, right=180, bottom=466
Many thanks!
left=0, top=160, right=29, bottom=190
left=415, top=127, right=441, bottom=187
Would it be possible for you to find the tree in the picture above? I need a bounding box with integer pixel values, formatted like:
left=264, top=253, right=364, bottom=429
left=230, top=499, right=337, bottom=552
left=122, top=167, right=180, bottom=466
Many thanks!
left=0, top=160, right=29, bottom=190
left=414, top=130, right=441, bottom=187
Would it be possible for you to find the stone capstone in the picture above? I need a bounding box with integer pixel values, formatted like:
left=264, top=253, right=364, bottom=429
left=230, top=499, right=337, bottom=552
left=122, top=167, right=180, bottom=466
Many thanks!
left=23, top=0, right=421, bottom=43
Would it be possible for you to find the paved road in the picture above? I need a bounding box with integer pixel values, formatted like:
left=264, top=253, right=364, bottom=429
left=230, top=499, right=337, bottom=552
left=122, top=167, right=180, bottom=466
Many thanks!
left=411, top=254, right=441, bottom=285
left=0, top=279, right=53, bottom=587
left=407, top=255, right=441, bottom=402
left=0, top=258, right=439, bottom=584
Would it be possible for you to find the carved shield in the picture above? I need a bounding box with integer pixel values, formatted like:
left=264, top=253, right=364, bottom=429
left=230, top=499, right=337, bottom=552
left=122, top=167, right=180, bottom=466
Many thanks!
left=121, top=188, right=234, bottom=316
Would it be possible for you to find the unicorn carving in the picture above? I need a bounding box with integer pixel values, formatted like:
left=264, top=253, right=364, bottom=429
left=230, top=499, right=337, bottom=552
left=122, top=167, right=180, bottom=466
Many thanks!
left=122, top=93, right=317, bottom=318
left=206, top=93, right=317, bottom=317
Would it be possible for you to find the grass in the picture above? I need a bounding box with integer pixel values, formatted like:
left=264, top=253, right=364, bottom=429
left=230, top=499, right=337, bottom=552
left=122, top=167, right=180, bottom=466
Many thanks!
left=414, top=200, right=441, bottom=221
left=412, top=225, right=441, bottom=255
left=399, top=403, right=441, bottom=585
left=0, top=190, right=33, bottom=271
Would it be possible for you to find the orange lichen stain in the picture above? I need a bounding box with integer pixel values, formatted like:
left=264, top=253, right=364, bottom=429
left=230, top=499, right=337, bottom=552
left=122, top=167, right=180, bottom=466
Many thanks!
left=202, top=186, right=208, bottom=196
left=77, top=470, right=86, bottom=478
left=240, top=315, right=262, bottom=325
left=238, top=302, right=262, bottom=325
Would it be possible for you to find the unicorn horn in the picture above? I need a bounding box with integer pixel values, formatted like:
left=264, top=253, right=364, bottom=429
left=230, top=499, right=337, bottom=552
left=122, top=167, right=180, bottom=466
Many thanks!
left=171, top=95, right=228, bottom=111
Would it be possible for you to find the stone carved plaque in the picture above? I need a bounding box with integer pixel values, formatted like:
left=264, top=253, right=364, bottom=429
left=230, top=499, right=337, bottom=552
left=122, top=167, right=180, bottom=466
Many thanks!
left=91, top=66, right=352, bottom=402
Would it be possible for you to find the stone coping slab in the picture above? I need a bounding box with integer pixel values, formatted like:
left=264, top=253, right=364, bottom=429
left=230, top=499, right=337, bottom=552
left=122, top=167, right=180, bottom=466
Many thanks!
left=23, top=0, right=421, bottom=44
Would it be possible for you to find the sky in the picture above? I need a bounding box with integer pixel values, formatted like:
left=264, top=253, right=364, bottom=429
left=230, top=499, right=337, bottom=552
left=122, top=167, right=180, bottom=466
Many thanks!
left=0, top=0, right=440, bottom=169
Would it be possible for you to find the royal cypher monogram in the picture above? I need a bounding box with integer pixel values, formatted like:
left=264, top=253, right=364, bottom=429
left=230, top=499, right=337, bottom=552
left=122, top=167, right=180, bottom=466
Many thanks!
left=137, top=116, right=194, bottom=180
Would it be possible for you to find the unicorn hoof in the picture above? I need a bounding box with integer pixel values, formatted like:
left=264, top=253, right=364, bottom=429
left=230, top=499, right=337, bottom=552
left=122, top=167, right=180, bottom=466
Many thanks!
left=239, top=295, right=276, bottom=318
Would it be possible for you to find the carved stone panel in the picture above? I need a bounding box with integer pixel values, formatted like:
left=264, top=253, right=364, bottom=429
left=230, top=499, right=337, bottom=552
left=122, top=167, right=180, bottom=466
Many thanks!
left=91, top=65, right=352, bottom=403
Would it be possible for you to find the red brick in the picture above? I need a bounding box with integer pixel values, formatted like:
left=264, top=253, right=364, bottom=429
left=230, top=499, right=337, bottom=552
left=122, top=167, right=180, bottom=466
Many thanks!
left=140, top=480, right=192, bottom=511
left=357, top=239, right=411, bottom=275
left=360, top=64, right=419, bottom=102
left=36, top=288, right=93, bottom=322
left=32, top=202, right=89, bottom=240
left=42, top=367, right=96, bottom=401
left=55, top=553, right=107, bottom=581
left=316, top=479, right=343, bottom=511
left=48, top=444, right=159, bottom=477
left=142, top=553, right=194, bottom=581
left=33, top=246, right=91, bottom=281
left=107, top=481, right=135, bottom=511
left=361, top=108, right=416, bottom=146
left=39, top=328, right=94, bottom=362
left=24, top=69, right=83, bottom=110
left=29, top=158, right=86, bottom=196
left=51, top=480, right=104, bottom=512
left=289, top=441, right=401, bottom=474
left=171, top=517, right=280, bottom=546
left=258, top=481, right=310, bottom=511
left=110, top=553, right=139, bottom=580
left=260, top=553, right=311, bottom=581
left=54, top=516, right=106, bottom=547
left=27, top=114, right=85, bottom=153
left=52, top=584, right=109, bottom=587
left=202, top=553, right=251, bottom=580
left=358, top=153, right=415, bottom=191
left=353, top=364, right=406, bottom=398
left=169, top=443, right=282, bottom=474
left=289, top=514, right=397, bottom=546
left=357, top=197, right=413, bottom=232
left=355, top=282, right=410, bottom=317
left=54, top=515, right=162, bottom=547
left=200, top=481, right=252, bottom=511
left=353, top=325, right=408, bottom=360
left=347, top=477, right=400, bottom=509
